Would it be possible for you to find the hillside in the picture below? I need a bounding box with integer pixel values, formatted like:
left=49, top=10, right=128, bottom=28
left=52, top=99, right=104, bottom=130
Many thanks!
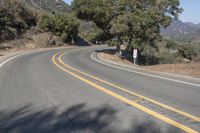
left=0, top=0, right=79, bottom=51
left=184, top=22, right=198, bottom=28
left=161, top=19, right=200, bottom=41
left=1, top=0, right=200, bottom=43
left=196, top=24, right=200, bottom=29
left=0, top=0, right=71, bottom=13
left=24, top=0, right=71, bottom=13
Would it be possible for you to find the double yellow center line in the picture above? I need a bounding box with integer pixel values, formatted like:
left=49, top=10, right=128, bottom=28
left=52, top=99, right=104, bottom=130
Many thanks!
left=52, top=52, right=199, bottom=133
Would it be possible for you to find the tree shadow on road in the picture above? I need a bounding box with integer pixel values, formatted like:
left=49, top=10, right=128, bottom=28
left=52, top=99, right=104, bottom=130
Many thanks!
left=0, top=104, right=181, bottom=133
left=95, top=49, right=116, bottom=55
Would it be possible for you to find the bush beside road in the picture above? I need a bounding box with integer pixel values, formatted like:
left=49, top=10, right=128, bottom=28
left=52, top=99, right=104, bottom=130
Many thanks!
left=99, top=52, right=200, bottom=79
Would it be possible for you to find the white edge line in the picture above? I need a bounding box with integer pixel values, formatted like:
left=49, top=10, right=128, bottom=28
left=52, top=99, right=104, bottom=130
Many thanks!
left=91, top=52, right=200, bottom=87
left=0, top=47, right=73, bottom=68
left=0, top=53, right=27, bottom=68
left=98, top=53, right=200, bottom=81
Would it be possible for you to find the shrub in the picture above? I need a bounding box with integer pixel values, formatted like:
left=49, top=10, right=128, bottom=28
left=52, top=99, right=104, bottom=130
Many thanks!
left=178, top=44, right=197, bottom=60
left=193, top=43, right=200, bottom=62
left=166, top=39, right=178, bottom=49
left=0, top=0, right=37, bottom=40
left=38, top=15, right=54, bottom=32
left=39, top=13, right=80, bottom=43
left=78, top=21, right=104, bottom=43
left=158, top=52, right=183, bottom=64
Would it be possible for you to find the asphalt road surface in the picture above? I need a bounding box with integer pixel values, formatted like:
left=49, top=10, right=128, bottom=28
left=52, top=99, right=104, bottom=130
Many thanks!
left=0, top=46, right=199, bottom=133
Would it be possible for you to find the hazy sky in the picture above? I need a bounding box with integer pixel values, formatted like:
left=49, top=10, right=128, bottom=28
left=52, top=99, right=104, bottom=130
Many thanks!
left=64, top=0, right=200, bottom=24
left=179, top=0, right=200, bottom=24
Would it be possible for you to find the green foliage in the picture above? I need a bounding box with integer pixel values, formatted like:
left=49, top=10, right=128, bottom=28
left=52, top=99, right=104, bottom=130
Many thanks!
left=166, top=39, right=178, bottom=49
left=78, top=21, right=104, bottom=42
left=1, top=0, right=37, bottom=27
left=0, top=0, right=37, bottom=40
left=152, top=41, right=200, bottom=64
left=138, top=44, right=161, bottom=65
left=73, top=0, right=182, bottom=65
left=107, top=38, right=119, bottom=47
left=158, top=52, right=183, bottom=64
left=178, top=44, right=198, bottom=60
left=72, top=0, right=116, bottom=38
left=39, top=13, right=80, bottom=43
left=193, top=43, right=200, bottom=62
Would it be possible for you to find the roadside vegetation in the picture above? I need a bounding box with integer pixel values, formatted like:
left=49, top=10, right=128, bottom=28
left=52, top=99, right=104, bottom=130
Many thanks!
left=141, top=39, right=200, bottom=65
left=0, top=0, right=79, bottom=51
left=72, top=0, right=187, bottom=65
left=78, top=21, right=103, bottom=43
left=72, top=0, right=200, bottom=66
left=0, top=0, right=37, bottom=41
left=39, top=13, right=80, bottom=43
left=0, top=0, right=199, bottom=66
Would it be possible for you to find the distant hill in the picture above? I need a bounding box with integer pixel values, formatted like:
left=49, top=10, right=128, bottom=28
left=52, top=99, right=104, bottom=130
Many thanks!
left=184, top=22, right=197, bottom=28
left=161, top=19, right=200, bottom=41
left=24, top=0, right=72, bottom=13
left=185, top=22, right=200, bottom=29
left=197, top=24, right=200, bottom=29
left=0, top=0, right=71, bottom=13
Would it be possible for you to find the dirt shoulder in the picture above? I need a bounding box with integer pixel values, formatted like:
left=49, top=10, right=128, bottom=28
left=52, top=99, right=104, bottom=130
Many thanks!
left=0, top=48, right=33, bottom=63
left=0, top=27, right=71, bottom=61
left=0, top=46, right=72, bottom=64
left=99, top=52, right=200, bottom=79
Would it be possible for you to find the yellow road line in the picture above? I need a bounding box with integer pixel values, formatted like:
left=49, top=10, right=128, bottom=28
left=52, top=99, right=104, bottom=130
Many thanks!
left=52, top=52, right=198, bottom=133
left=58, top=52, right=200, bottom=122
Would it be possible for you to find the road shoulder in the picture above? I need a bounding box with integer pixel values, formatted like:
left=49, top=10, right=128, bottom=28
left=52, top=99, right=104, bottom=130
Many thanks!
left=92, top=52, right=200, bottom=86
left=0, top=46, right=73, bottom=67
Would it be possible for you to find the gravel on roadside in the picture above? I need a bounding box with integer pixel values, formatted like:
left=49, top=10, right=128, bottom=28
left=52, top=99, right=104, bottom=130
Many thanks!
left=99, top=52, right=200, bottom=79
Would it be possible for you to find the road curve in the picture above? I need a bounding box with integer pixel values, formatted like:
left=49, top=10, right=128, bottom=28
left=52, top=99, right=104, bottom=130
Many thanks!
left=0, top=46, right=200, bottom=133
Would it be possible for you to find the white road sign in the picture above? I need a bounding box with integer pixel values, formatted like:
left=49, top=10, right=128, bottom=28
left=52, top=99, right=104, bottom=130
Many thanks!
left=133, top=49, right=138, bottom=59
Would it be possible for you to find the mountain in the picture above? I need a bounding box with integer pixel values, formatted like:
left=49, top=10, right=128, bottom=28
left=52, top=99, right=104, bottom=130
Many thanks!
left=184, top=22, right=197, bottom=28
left=0, top=0, right=71, bottom=13
left=197, top=24, right=200, bottom=29
left=161, top=19, right=200, bottom=41
left=185, top=22, right=200, bottom=29
left=24, top=0, right=72, bottom=13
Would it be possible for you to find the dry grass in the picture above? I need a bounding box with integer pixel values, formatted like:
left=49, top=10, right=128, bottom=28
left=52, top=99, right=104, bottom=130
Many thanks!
left=100, top=52, right=200, bottom=78
left=99, top=52, right=134, bottom=65
left=143, top=63, right=200, bottom=78
left=0, top=27, right=66, bottom=53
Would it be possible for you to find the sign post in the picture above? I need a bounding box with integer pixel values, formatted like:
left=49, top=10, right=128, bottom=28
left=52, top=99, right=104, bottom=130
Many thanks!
left=133, top=49, right=138, bottom=65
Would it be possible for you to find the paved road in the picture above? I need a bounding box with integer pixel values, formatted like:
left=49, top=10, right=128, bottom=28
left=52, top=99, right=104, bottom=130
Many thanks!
left=0, top=46, right=199, bottom=133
